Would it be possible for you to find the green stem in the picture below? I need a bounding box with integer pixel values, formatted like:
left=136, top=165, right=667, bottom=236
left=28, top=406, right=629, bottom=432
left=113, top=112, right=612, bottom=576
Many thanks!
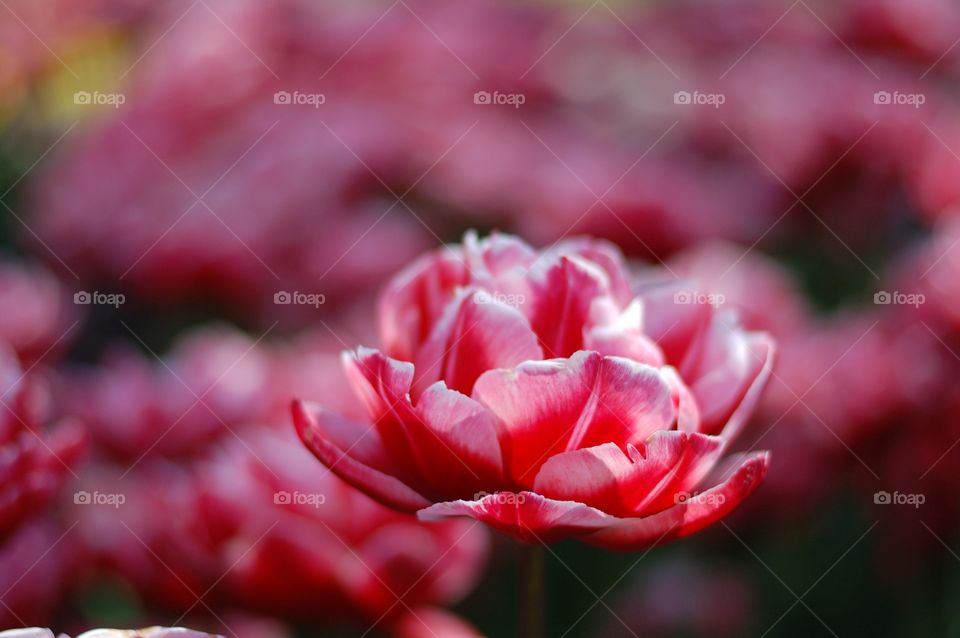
left=519, top=543, right=546, bottom=638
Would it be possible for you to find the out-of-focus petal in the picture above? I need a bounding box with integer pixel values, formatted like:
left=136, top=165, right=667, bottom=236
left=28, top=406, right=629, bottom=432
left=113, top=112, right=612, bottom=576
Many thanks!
left=683, top=319, right=774, bottom=435
left=390, top=607, right=486, bottom=638
left=380, top=248, right=470, bottom=362
left=584, top=298, right=665, bottom=366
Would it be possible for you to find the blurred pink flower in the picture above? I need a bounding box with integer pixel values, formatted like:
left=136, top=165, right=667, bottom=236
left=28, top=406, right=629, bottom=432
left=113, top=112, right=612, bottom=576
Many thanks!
left=202, top=428, right=489, bottom=628
left=63, top=325, right=277, bottom=461
left=70, top=430, right=488, bottom=634
left=65, top=319, right=488, bottom=635
left=295, top=232, right=773, bottom=549
left=0, top=260, right=74, bottom=364
left=27, top=0, right=443, bottom=321
left=0, top=344, right=85, bottom=539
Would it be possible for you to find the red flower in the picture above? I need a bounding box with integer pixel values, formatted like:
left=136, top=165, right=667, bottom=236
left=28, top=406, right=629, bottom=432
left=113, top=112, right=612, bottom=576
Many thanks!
left=294, top=232, right=773, bottom=550
left=64, top=326, right=277, bottom=461
left=200, top=428, right=489, bottom=626
left=0, top=344, right=85, bottom=540
left=0, top=260, right=74, bottom=364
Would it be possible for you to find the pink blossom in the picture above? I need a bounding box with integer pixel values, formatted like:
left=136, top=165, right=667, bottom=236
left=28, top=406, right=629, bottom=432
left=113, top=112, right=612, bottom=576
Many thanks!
left=294, top=232, right=774, bottom=549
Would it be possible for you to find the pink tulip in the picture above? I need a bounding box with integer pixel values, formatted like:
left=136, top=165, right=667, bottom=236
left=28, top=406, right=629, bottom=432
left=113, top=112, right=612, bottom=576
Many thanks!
left=63, top=326, right=278, bottom=461
left=0, top=344, right=85, bottom=539
left=0, top=260, right=74, bottom=364
left=294, top=232, right=774, bottom=549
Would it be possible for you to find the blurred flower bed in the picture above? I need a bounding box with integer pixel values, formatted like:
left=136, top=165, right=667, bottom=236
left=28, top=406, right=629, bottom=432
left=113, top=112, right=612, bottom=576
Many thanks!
left=2, top=0, right=960, bottom=636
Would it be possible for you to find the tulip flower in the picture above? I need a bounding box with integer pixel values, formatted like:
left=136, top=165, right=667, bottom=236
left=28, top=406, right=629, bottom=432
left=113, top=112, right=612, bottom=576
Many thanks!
left=294, top=231, right=773, bottom=634
left=0, top=344, right=85, bottom=540
left=295, top=231, right=773, bottom=548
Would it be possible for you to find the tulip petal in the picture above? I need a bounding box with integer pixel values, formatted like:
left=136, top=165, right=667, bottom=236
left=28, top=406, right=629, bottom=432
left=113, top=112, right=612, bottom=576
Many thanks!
left=716, top=332, right=776, bottom=443
left=463, top=230, right=538, bottom=285
left=412, top=288, right=542, bottom=398
left=529, top=256, right=611, bottom=358
left=532, top=432, right=722, bottom=517
left=684, top=322, right=774, bottom=437
left=582, top=451, right=769, bottom=551
left=410, top=382, right=504, bottom=498
left=548, top=237, right=634, bottom=304
left=418, top=491, right=614, bottom=544
left=662, top=366, right=700, bottom=432
left=292, top=400, right=431, bottom=513
left=342, top=348, right=423, bottom=474
left=379, top=248, right=469, bottom=362
left=637, top=279, right=715, bottom=365
left=583, top=298, right=665, bottom=367
left=472, top=351, right=676, bottom=486
left=379, top=232, right=539, bottom=363
left=633, top=432, right=724, bottom=513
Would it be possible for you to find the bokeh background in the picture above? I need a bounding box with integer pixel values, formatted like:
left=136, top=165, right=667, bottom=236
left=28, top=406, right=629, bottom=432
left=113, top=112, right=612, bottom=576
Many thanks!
left=2, top=0, right=960, bottom=636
